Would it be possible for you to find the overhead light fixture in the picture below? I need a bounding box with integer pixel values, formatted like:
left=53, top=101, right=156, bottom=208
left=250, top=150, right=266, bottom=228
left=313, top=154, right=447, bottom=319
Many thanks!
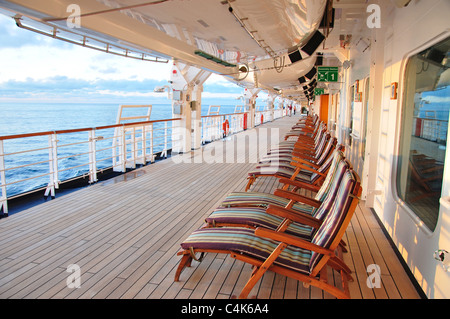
left=288, top=46, right=303, bottom=64
left=304, top=67, right=317, bottom=80
left=315, top=53, right=323, bottom=66
left=301, top=30, right=325, bottom=56
left=308, top=79, right=317, bottom=87
left=288, top=30, right=325, bottom=64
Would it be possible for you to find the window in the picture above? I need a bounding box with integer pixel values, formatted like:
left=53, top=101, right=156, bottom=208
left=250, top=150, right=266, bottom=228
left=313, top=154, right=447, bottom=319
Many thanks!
left=361, top=78, right=370, bottom=160
left=397, top=37, right=450, bottom=231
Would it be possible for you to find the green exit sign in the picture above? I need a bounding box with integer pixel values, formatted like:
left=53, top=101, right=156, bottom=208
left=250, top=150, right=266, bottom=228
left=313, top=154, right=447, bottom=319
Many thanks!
left=318, top=67, right=339, bottom=82
left=314, top=88, right=325, bottom=96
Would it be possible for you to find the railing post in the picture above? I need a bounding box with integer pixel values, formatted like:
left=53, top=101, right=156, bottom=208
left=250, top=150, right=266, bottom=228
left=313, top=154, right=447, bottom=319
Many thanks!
left=44, top=133, right=59, bottom=200
left=163, top=121, right=168, bottom=158
left=142, top=124, right=149, bottom=164
left=0, top=140, right=8, bottom=217
left=120, top=126, right=127, bottom=172
left=88, top=129, right=98, bottom=184
left=149, top=123, right=154, bottom=162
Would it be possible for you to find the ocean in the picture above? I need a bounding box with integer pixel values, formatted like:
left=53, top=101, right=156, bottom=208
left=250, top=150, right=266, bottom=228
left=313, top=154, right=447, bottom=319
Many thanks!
left=0, top=102, right=239, bottom=197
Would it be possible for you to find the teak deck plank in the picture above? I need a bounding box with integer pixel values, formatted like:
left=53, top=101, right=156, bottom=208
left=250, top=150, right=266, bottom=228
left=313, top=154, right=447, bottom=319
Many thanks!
left=0, top=115, right=421, bottom=300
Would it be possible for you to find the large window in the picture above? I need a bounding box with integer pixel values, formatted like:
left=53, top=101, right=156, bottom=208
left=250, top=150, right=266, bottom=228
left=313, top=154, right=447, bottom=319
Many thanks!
left=397, top=37, right=450, bottom=231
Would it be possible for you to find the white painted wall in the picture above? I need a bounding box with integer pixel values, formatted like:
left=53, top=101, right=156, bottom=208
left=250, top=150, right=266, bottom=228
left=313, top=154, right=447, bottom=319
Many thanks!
left=343, top=0, right=450, bottom=298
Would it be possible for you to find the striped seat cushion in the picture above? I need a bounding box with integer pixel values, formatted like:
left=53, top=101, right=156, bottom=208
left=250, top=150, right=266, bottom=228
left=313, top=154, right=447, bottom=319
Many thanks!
left=180, top=227, right=312, bottom=274
left=220, top=192, right=316, bottom=214
left=205, top=207, right=314, bottom=239
left=220, top=150, right=347, bottom=221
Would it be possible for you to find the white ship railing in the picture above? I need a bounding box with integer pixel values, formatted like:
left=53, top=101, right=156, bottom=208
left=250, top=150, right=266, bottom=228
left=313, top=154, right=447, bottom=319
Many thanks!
left=200, top=110, right=274, bottom=144
left=0, top=108, right=285, bottom=217
left=413, top=116, right=448, bottom=144
left=201, top=112, right=246, bottom=143
left=0, top=118, right=181, bottom=217
left=255, top=110, right=273, bottom=126
left=273, top=108, right=285, bottom=119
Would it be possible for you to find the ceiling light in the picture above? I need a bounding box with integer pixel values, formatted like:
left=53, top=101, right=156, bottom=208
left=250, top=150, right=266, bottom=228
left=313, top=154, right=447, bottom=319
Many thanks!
left=301, top=30, right=325, bottom=56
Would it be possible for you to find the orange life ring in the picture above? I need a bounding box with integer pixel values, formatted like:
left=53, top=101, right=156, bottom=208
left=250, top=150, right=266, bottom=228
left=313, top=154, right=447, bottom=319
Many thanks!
left=223, top=119, right=230, bottom=136
left=261, top=114, right=264, bottom=124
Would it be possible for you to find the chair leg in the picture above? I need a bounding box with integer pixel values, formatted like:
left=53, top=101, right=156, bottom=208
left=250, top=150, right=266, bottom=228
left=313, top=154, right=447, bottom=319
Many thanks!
left=175, top=253, right=192, bottom=282
left=245, top=176, right=256, bottom=191
left=239, top=242, right=287, bottom=299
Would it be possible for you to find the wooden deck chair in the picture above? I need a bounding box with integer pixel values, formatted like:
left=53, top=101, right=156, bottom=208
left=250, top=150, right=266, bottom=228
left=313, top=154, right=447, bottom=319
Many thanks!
left=261, top=130, right=329, bottom=164
left=283, top=121, right=324, bottom=142
left=175, top=169, right=361, bottom=299
left=266, top=123, right=328, bottom=154
left=407, top=152, right=444, bottom=202
left=283, top=117, right=322, bottom=140
left=220, top=149, right=346, bottom=210
left=245, top=137, right=337, bottom=191
left=205, top=151, right=350, bottom=241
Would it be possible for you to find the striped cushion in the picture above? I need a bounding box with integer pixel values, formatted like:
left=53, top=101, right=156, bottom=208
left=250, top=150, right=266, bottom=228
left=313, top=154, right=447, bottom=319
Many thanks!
left=180, top=227, right=312, bottom=274
left=315, top=138, right=335, bottom=165
left=221, top=150, right=346, bottom=221
left=205, top=207, right=314, bottom=239
left=314, top=150, right=347, bottom=203
left=309, top=170, right=356, bottom=270
left=220, top=192, right=316, bottom=213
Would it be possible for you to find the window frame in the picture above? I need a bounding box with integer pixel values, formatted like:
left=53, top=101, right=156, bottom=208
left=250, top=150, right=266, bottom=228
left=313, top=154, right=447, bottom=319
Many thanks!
left=393, top=33, right=450, bottom=234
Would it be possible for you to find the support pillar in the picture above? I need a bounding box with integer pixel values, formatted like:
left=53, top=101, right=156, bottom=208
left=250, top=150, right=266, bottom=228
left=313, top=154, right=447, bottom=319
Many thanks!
left=170, top=62, right=210, bottom=153
left=243, top=88, right=261, bottom=130
left=267, top=94, right=276, bottom=121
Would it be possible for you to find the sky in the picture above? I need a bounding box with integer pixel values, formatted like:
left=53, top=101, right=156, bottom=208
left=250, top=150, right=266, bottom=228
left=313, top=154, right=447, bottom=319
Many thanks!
left=0, top=12, right=247, bottom=105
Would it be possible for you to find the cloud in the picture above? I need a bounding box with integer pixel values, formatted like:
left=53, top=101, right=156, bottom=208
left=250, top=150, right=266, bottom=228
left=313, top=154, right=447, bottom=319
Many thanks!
left=0, top=11, right=250, bottom=105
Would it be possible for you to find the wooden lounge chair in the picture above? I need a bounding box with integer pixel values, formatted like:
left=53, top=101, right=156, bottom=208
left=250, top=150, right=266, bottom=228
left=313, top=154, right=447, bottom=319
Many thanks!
left=407, top=151, right=444, bottom=203
left=244, top=137, right=337, bottom=191
left=204, top=151, right=350, bottom=240
left=260, top=128, right=329, bottom=164
left=175, top=169, right=361, bottom=299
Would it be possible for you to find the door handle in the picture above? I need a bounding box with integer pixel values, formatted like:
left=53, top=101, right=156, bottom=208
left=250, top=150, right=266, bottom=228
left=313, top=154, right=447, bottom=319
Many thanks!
left=434, top=249, right=450, bottom=272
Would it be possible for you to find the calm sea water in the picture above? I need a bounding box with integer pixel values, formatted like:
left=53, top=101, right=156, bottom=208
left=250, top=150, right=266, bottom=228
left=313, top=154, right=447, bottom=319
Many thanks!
left=0, top=102, right=237, bottom=197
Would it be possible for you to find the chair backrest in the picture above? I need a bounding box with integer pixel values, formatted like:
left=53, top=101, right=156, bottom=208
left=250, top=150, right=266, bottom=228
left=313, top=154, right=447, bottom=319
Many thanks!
left=313, top=150, right=348, bottom=205
left=307, top=139, right=338, bottom=184
left=309, top=169, right=360, bottom=273
left=315, top=137, right=336, bottom=165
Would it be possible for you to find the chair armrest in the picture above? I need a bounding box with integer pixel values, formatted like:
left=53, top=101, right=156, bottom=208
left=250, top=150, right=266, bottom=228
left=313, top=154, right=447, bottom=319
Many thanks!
left=292, top=156, right=320, bottom=169
left=266, top=204, right=322, bottom=229
left=254, top=227, right=334, bottom=257
left=289, top=161, right=325, bottom=177
left=278, top=178, right=321, bottom=192
left=273, top=189, right=321, bottom=208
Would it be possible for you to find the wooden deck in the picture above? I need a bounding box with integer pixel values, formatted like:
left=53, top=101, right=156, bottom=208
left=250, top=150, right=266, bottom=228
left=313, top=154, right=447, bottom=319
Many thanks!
left=0, top=115, right=421, bottom=301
